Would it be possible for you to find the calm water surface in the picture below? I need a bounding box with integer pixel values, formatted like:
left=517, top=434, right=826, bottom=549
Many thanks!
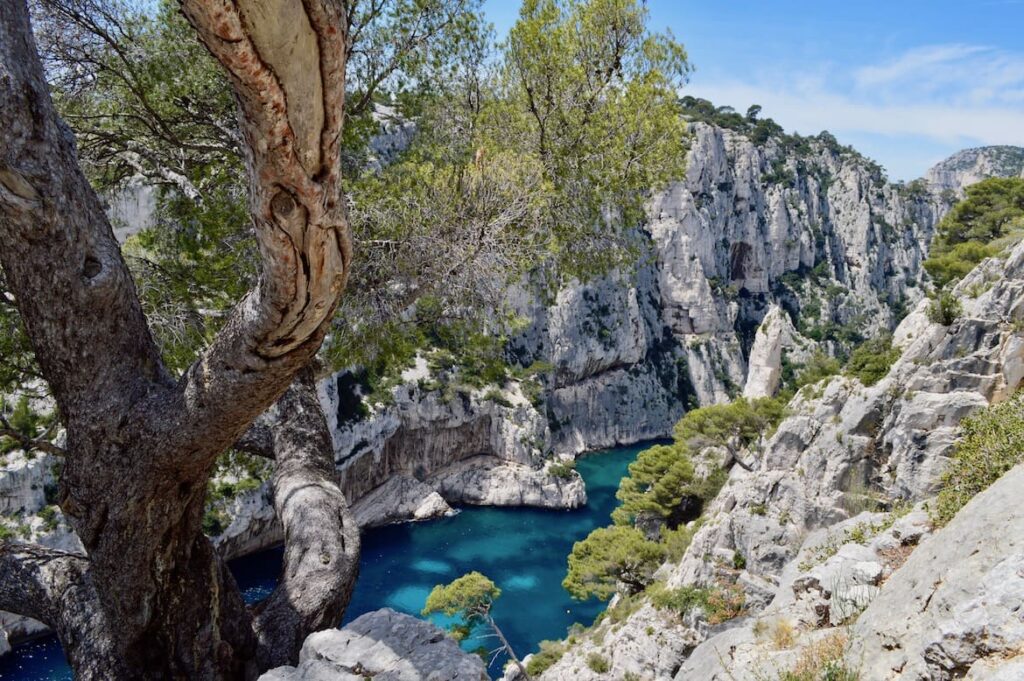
left=0, top=443, right=651, bottom=679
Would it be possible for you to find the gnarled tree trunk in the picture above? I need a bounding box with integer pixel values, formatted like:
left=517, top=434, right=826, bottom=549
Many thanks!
left=0, top=0, right=359, bottom=677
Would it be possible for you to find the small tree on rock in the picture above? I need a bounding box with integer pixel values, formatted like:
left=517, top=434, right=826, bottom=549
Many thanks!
left=423, top=571, right=532, bottom=680
left=563, top=525, right=665, bottom=600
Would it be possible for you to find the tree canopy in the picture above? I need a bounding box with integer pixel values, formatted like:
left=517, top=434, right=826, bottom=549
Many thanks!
left=562, top=525, right=666, bottom=600
left=925, top=177, right=1024, bottom=288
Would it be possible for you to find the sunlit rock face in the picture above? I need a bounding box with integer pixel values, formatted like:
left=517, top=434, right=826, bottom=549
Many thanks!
left=535, top=240, right=1024, bottom=681
left=259, top=608, right=489, bottom=681
left=925, top=145, right=1024, bottom=196
left=510, top=122, right=953, bottom=455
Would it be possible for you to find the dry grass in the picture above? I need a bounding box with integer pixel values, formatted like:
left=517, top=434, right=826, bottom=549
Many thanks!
left=770, top=619, right=798, bottom=650
left=780, top=631, right=858, bottom=681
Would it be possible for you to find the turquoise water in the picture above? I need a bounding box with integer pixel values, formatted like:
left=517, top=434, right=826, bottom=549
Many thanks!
left=0, top=443, right=651, bottom=679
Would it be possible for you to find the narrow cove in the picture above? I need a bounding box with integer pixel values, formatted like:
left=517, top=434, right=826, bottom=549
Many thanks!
left=0, top=443, right=655, bottom=680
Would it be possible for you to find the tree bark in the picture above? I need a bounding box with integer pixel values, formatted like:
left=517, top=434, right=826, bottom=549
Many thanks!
left=251, top=369, right=360, bottom=669
left=0, top=0, right=354, bottom=676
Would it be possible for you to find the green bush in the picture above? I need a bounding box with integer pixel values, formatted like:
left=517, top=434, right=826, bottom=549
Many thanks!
left=845, top=335, right=900, bottom=386
left=934, top=391, right=1024, bottom=526
left=647, top=582, right=746, bottom=624
left=525, top=640, right=566, bottom=676
left=563, top=526, right=666, bottom=600
left=924, top=241, right=996, bottom=288
left=548, top=460, right=577, bottom=479
left=793, top=352, right=843, bottom=390
left=39, top=505, right=59, bottom=532
left=927, top=291, right=963, bottom=326
left=585, top=653, right=610, bottom=673
left=202, top=507, right=229, bottom=536
left=925, top=177, right=1024, bottom=287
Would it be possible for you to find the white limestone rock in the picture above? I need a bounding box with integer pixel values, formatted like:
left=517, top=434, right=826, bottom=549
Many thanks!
left=847, top=464, right=1024, bottom=680
left=432, top=456, right=586, bottom=509
left=924, top=145, right=1024, bottom=196
left=743, top=305, right=815, bottom=399
left=259, top=608, right=488, bottom=681
left=536, top=603, right=702, bottom=681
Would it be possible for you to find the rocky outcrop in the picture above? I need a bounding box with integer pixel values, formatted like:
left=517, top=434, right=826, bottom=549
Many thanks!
left=742, top=305, right=815, bottom=399
left=538, top=240, right=1024, bottom=679
left=925, top=145, right=1024, bottom=196
left=212, top=379, right=584, bottom=559
left=259, top=608, right=488, bottom=681
left=508, top=123, right=952, bottom=458
left=847, top=464, right=1024, bottom=680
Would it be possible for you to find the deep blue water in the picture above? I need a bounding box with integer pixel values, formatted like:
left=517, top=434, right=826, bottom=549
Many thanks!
left=0, top=443, right=649, bottom=680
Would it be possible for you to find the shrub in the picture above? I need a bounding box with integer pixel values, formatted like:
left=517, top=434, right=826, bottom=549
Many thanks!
left=647, top=582, right=746, bottom=624
left=548, top=460, right=576, bottom=479
left=933, top=391, right=1024, bottom=526
left=927, top=291, right=963, bottom=326
left=525, top=641, right=566, bottom=676
left=563, top=526, right=666, bottom=600
left=845, top=335, right=900, bottom=386
left=202, top=507, right=229, bottom=536
left=925, top=177, right=1024, bottom=287
left=924, top=241, right=996, bottom=288
left=39, top=505, right=59, bottom=532
left=771, top=619, right=797, bottom=649
left=779, top=631, right=858, bottom=681
left=793, top=352, right=842, bottom=390
left=585, top=653, right=610, bottom=673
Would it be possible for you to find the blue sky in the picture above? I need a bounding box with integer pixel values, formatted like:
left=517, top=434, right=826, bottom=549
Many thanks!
left=481, top=0, right=1024, bottom=181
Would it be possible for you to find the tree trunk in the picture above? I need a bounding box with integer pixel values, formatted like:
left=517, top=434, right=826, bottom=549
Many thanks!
left=0, top=0, right=356, bottom=676
left=486, top=614, right=532, bottom=681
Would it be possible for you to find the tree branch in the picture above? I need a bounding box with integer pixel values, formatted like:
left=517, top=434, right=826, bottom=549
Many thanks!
left=0, top=542, right=127, bottom=680
left=0, top=416, right=65, bottom=456
left=0, top=0, right=171, bottom=427
left=165, top=0, right=354, bottom=467
left=251, top=368, right=360, bottom=670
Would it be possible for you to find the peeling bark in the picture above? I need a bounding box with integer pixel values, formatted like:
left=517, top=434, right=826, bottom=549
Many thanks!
left=0, top=0, right=356, bottom=676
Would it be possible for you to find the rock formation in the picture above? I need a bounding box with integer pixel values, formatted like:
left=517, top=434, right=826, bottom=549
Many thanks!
left=530, top=238, right=1024, bottom=680
left=925, top=145, right=1024, bottom=196
left=259, top=608, right=488, bottom=681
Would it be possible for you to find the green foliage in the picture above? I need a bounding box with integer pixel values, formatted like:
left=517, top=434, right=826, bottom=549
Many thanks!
left=646, top=582, right=746, bottom=624
left=548, top=460, right=577, bottom=479
left=39, top=505, right=59, bottom=532
left=924, top=241, right=997, bottom=289
left=787, top=352, right=843, bottom=393
left=0, top=395, right=46, bottom=454
left=423, top=571, right=501, bottom=622
left=925, top=177, right=1024, bottom=287
left=927, top=291, right=963, bottom=326
left=934, top=391, right=1024, bottom=526
left=0, top=272, right=39, bottom=394
left=501, top=0, right=691, bottom=275
left=674, top=396, right=788, bottom=451
left=845, top=335, right=900, bottom=387
left=585, top=653, right=610, bottom=673
left=526, top=640, right=567, bottom=676
left=201, top=507, right=229, bottom=536
left=563, top=526, right=666, bottom=600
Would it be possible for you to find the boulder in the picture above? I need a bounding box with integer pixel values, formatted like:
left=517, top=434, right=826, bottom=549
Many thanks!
left=259, top=609, right=488, bottom=681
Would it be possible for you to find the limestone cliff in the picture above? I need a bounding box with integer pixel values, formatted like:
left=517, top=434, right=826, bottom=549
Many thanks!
left=509, top=122, right=952, bottom=457
left=529, top=238, right=1024, bottom=681
left=925, top=145, right=1024, bottom=196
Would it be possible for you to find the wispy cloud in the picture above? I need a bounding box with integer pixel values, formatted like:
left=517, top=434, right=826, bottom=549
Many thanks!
left=685, top=43, right=1024, bottom=178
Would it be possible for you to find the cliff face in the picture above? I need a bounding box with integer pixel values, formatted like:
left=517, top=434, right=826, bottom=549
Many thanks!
left=210, top=125, right=969, bottom=560
left=532, top=239, right=1024, bottom=681
left=925, top=145, right=1024, bottom=196
left=507, top=123, right=949, bottom=456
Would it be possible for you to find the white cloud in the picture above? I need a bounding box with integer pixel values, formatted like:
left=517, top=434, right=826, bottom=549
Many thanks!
left=685, top=43, right=1024, bottom=178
